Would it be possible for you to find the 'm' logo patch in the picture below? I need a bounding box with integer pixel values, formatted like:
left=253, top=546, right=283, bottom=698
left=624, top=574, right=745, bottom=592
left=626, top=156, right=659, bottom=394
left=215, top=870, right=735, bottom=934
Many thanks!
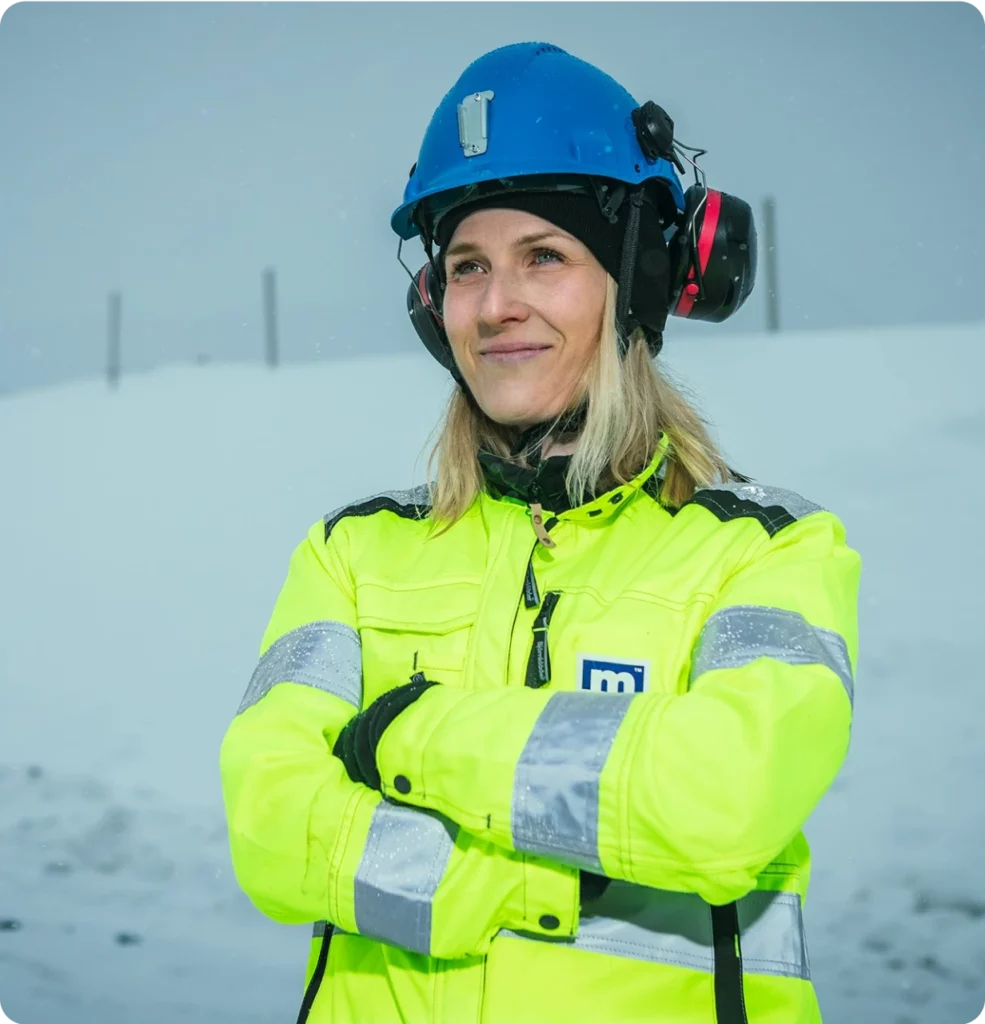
left=578, top=655, right=650, bottom=694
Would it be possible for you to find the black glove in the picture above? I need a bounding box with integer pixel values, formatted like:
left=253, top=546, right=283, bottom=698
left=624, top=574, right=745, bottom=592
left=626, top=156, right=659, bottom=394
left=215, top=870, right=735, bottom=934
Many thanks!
left=332, top=673, right=439, bottom=790
left=579, top=870, right=611, bottom=906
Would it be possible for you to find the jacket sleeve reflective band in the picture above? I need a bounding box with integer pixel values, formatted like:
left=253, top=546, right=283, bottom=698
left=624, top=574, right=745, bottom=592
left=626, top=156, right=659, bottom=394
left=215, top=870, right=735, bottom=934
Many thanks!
left=353, top=800, right=456, bottom=955
left=691, top=604, right=854, bottom=709
left=511, top=692, right=633, bottom=870
left=237, top=620, right=363, bottom=714
left=374, top=510, right=860, bottom=906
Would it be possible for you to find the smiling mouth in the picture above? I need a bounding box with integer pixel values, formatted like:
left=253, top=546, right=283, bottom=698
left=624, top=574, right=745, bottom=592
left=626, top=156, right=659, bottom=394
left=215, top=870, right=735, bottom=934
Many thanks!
left=480, top=344, right=551, bottom=362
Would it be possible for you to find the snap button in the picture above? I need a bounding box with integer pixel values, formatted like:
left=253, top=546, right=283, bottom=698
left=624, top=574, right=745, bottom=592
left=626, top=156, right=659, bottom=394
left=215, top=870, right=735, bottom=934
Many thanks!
left=393, top=775, right=412, bottom=795
left=539, top=914, right=560, bottom=931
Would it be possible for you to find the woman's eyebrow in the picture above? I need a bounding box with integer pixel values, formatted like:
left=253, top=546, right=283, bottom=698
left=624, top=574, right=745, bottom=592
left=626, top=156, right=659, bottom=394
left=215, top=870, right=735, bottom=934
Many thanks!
left=443, top=230, right=567, bottom=259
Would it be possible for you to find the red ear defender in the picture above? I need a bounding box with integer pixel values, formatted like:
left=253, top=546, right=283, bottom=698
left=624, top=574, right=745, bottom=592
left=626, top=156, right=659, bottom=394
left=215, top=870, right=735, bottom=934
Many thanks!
left=415, top=264, right=443, bottom=326
left=405, top=263, right=465, bottom=382
left=670, top=185, right=757, bottom=323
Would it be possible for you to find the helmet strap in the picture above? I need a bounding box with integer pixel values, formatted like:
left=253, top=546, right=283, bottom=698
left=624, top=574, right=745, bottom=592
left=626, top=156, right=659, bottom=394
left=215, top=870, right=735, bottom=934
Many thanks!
left=615, top=187, right=645, bottom=353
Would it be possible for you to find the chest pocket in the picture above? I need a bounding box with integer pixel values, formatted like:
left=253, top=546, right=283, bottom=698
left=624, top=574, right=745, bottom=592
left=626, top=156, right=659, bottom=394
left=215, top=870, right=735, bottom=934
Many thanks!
left=547, top=593, right=702, bottom=697
left=356, top=580, right=479, bottom=705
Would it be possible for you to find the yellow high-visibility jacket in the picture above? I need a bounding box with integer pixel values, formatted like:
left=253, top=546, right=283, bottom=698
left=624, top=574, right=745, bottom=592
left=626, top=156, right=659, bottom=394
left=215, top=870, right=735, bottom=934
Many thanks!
left=220, top=436, right=860, bottom=1024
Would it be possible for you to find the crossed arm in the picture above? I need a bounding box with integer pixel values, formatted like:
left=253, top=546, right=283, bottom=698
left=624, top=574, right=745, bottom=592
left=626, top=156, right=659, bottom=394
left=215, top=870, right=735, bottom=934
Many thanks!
left=220, top=511, right=859, bottom=958
left=220, top=522, right=578, bottom=960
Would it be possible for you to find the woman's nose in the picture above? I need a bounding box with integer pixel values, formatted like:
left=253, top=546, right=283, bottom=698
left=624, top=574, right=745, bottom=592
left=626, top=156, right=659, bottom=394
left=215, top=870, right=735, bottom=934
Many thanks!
left=477, top=268, right=530, bottom=327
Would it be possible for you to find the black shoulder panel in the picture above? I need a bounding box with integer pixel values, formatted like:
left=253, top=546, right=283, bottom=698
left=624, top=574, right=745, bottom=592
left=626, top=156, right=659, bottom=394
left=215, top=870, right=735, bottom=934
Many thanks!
left=682, top=483, right=824, bottom=538
left=324, top=484, right=432, bottom=542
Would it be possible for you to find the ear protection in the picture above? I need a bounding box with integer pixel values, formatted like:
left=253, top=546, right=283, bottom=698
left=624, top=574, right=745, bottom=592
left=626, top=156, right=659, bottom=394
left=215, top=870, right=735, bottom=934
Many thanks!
left=669, top=185, right=757, bottom=322
left=406, top=261, right=465, bottom=383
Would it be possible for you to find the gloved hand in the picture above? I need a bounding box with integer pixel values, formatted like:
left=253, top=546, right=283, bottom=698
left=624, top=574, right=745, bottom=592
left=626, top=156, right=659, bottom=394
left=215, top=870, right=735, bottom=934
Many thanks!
left=579, top=870, right=611, bottom=906
left=332, top=673, right=439, bottom=790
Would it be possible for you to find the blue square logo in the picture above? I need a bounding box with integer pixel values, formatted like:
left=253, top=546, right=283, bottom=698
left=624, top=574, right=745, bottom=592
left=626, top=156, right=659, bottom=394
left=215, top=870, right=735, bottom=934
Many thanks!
left=578, top=655, right=650, bottom=694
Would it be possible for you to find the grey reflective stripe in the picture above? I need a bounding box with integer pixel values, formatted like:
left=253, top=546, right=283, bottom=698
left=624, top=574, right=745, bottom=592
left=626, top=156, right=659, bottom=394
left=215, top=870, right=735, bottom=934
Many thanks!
left=738, top=891, right=810, bottom=980
left=691, top=605, right=854, bottom=708
left=323, top=485, right=432, bottom=540
left=499, top=882, right=809, bottom=981
left=512, top=692, right=634, bottom=872
left=703, top=483, right=824, bottom=521
left=313, top=920, right=328, bottom=938
left=237, top=620, right=362, bottom=715
left=353, top=799, right=456, bottom=956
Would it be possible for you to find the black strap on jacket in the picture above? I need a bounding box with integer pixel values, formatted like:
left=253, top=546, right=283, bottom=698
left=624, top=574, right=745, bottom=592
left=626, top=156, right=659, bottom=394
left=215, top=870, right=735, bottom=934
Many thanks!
left=296, top=924, right=334, bottom=1024
left=711, top=902, right=749, bottom=1024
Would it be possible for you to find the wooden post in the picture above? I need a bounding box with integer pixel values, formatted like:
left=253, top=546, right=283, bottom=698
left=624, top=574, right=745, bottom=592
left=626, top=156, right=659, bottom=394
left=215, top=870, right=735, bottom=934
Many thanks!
left=263, top=267, right=279, bottom=368
left=107, top=290, right=122, bottom=388
left=761, top=197, right=780, bottom=333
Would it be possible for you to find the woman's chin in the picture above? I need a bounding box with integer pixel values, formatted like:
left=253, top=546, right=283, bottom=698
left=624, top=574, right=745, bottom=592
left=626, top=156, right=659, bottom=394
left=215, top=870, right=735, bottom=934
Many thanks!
left=482, top=401, right=562, bottom=428
left=470, top=380, right=571, bottom=428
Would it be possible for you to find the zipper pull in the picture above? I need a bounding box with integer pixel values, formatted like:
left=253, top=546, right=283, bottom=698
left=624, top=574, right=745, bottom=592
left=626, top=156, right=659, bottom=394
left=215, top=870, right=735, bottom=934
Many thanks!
left=525, top=591, right=561, bottom=688
left=529, top=502, right=556, bottom=548
left=522, top=555, right=541, bottom=609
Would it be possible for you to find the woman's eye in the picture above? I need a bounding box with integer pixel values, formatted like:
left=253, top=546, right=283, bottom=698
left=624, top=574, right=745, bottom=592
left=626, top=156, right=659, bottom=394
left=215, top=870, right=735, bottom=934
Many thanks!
left=533, top=248, right=564, bottom=265
left=450, top=259, right=481, bottom=278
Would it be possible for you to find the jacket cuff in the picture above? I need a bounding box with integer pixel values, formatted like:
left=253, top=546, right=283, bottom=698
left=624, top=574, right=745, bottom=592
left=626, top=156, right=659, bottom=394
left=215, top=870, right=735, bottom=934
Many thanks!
left=514, top=854, right=580, bottom=939
left=376, top=684, right=459, bottom=807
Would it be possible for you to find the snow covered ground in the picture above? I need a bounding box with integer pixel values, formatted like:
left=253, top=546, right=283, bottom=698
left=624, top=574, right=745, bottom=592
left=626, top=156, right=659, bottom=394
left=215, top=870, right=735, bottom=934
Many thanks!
left=1, top=322, right=983, bottom=1024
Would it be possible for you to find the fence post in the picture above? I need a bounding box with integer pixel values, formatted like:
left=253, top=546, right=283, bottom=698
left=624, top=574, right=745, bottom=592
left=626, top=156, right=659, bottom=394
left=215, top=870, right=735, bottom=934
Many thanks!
left=263, top=268, right=279, bottom=368
left=107, top=290, right=122, bottom=388
left=761, top=197, right=780, bottom=333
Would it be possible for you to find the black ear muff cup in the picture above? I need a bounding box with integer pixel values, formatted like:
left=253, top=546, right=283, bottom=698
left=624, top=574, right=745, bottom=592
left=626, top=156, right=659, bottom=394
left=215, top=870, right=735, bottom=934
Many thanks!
left=405, top=264, right=464, bottom=381
left=671, top=186, right=757, bottom=322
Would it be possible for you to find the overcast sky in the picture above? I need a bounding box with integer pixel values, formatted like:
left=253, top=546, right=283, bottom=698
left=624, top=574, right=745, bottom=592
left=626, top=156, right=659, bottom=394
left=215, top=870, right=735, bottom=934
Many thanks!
left=0, top=2, right=983, bottom=396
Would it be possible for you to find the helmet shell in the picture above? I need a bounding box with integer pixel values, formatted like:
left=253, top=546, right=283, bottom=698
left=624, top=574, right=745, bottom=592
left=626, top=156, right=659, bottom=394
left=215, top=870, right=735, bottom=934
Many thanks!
left=391, top=42, right=686, bottom=240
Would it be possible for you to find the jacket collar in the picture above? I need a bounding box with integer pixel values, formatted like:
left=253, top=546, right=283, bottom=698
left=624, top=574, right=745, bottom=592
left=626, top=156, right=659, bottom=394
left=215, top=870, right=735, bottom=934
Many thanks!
left=478, top=448, right=581, bottom=512
left=478, top=433, right=670, bottom=524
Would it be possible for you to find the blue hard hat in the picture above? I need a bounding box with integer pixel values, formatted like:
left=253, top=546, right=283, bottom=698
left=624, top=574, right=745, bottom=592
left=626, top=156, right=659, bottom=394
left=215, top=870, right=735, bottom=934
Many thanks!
left=390, top=42, right=686, bottom=241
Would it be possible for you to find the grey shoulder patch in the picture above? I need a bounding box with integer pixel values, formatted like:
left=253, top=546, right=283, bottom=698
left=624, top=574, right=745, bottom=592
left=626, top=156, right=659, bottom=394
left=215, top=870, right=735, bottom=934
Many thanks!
left=685, top=482, right=824, bottom=538
left=324, top=484, right=432, bottom=541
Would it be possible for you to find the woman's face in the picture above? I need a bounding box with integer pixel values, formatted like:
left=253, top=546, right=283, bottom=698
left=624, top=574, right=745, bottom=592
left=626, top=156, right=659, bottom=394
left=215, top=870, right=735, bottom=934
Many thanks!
left=441, top=207, right=609, bottom=428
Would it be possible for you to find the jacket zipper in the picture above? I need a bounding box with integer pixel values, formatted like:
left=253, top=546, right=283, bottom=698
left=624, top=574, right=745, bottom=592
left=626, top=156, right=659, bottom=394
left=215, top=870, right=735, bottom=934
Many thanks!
left=522, top=554, right=541, bottom=609
left=525, top=591, right=562, bottom=688
left=509, top=510, right=559, bottom=685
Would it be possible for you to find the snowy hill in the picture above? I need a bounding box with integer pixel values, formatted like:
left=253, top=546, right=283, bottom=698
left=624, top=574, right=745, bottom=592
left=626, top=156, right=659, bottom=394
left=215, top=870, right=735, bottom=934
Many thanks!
left=1, top=324, right=984, bottom=1023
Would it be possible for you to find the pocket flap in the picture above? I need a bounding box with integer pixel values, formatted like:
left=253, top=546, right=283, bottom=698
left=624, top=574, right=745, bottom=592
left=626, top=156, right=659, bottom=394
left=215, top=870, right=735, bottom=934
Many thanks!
left=356, top=579, right=479, bottom=634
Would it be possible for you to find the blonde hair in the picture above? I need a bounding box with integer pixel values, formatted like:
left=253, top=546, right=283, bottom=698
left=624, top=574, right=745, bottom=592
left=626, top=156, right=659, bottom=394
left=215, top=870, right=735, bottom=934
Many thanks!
left=426, top=275, right=742, bottom=524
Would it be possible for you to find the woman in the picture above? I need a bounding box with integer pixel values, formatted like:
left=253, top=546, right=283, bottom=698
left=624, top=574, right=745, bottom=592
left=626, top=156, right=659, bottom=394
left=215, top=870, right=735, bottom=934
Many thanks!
left=221, top=42, right=860, bottom=1024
